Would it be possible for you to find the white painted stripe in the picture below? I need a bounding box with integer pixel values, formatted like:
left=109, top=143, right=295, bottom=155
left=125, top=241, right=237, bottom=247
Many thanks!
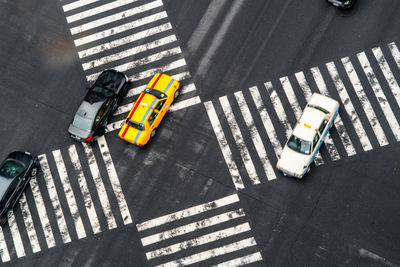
left=204, top=102, right=244, bottom=190
left=388, top=42, right=400, bottom=70
left=86, top=46, right=182, bottom=81
left=181, top=83, right=196, bottom=94
left=29, top=176, right=56, bottom=248
left=106, top=120, right=124, bottom=133
left=19, top=193, right=40, bottom=253
left=214, top=252, right=263, bottom=267
left=169, top=96, right=202, bottom=111
left=7, top=211, right=25, bottom=257
left=280, top=76, right=324, bottom=166
left=52, top=150, right=86, bottom=239
left=38, top=154, right=71, bottom=243
left=62, top=0, right=100, bottom=12
left=141, top=209, right=245, bottom=246
left=341, top=57, right=388, bottom=146
left=326, top=62, right=373, bottom=151
left=136, top=194, right=239, bottom=231
left=97, top=136, right=132, bottom=225
left=219, top=96, right=259, bottom=183
left=357, top=52, right=400, bottom=142
left=156, top=237, right=257, bottom=267
left=249, top=86, right=282, bottom=158
left=68, top=145, right=101, bottom=234
left=0, top=227, right=10, bottom=262
left=75, top=12, right=169, bottom=47
left=66, top=0, right=138, bottom=23
left=295, top=71, right=341, bottom=161
left=146, top=222, right=252, bottom=260
left=310, top=67, right=356, bottom=156
left=235, top=91, right=276, bottom=181
left=70, top=0, right=163, bottom=35
left=82, top=143, right=117, bottom=229
left=373, top=47, right=400, bottom=110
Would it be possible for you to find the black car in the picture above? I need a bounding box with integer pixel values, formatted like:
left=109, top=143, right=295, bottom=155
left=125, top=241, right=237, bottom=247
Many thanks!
left=0, top=151, right=38, bottom=226
left=327, top=0, right=356, bottom=9
left=68, top=69, right=130, bottom=142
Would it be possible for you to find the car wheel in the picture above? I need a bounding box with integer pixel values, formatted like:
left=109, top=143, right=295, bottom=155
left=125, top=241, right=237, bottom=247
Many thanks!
left=150, top=129, right=157, bottom=138
left=31, top=167, right=38, bottom=177
left=174, top=89, right=180, bottom=100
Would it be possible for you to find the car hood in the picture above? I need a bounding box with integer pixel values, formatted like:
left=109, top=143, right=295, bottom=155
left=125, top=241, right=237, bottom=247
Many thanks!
left=278, top=146, right=310, bottom=175
left=68, top=123, right=91, bottom=139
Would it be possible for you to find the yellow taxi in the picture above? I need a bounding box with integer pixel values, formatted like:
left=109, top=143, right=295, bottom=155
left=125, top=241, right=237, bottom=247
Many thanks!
left=118, top=73, right=180, bottom=146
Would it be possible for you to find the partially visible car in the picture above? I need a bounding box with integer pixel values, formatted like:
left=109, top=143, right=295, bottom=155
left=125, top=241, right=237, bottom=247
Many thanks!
left=276, top=93, right=339, bottom=179
left=327, top=0, right=357, bottom=9
left=68, top=69, right=130, bottom=143
left=0, top=151, right=38, bottom=226
left=118, top=73, right=180, bottom=146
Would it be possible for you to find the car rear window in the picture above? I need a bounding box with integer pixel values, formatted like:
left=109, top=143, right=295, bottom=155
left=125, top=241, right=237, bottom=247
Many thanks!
left=0, top=159, right=25, bottom=179
left=144, top=88, right=166, bottom=99
left=307, top=104, right=329, bottom=114
left=287, top=135, right=311, bottom=155
left=126, top=119, right=145, bottom=131
left=73, top=114, right=93, bottom=131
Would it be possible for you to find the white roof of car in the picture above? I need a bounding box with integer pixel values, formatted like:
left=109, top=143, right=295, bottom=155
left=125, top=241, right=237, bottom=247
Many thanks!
left=292, top=107, right=326, bottom=141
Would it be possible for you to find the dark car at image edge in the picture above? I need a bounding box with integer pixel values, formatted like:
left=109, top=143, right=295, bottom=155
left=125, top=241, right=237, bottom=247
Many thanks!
left=327, top=0, right=357, bottom=9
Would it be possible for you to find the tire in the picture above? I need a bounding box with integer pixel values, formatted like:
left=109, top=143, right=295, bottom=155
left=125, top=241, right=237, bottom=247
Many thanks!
left=31, top=167, right=37, bottom=177
left=150, top=129, right=157, bottom=138
left=174, top=89, right=180, bottom=100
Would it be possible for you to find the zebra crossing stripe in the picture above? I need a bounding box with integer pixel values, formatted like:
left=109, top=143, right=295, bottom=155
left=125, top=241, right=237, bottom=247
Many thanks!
left=82, top=143, right=117, bottom=230
left=249, top=86, right=282, bottom=157
left=181, top=83, right=196, bottom=94
left=29, top=176, right=56, bottom=248
left=145, top=222, right=252, bottom=260
left=69, top=0, right=163, bottom=35
left=66, top=0, right=138, bottom=23
left=326, top=62, right=373, bottom=151
left=204, top=102, right=244, bottom=190
left=357, top=52, right=400, bottom=142
left=0, top=228, right=10, bottom=262
left=97, top=136, right=132, bottom=225
left=310, top=67, right=356, bottom=156
left=219, top=96, right=259, bottom=183
left=75, top=12, right=169, bottom=47
left=388, top=42, right=400, bottom=70
left=295, top=71, right=341, bottom=161
left=38, top=154, right=71, bottom=243
left=68, top=145, right=101, bottom=234
left=169, top=96, right=202, bottom=111
left=341, top=57, right=388, bottom=146
left=62, top=0, right=100, bottom=12
left=234, top=91, right=275, bottom=181
left=19, top=193, right=40, bottom=253
left=214, top=252, right=263, bottom=267
left=7, top=211, right=25, bottom=257
left=136, top=194, right=239, bottom=231
left=140, top=209, right=245, bottom=246
left=155, top=237, right=258, bottom=267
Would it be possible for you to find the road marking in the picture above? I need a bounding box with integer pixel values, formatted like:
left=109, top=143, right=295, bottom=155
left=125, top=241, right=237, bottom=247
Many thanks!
left=169, top=96, right=202, bottom=111
left=7, top=211, right=25, bottom=257
left=388, top=42, right=400, bottom=70
left=68, top=145, right=101, bottom=234
left=341, top=57, right=388, bottom=146
left=310, top=67, right=356, bottom=156
left=38, top=154, right=71, bottom=244
left=357, top=52, right=400, bottom=142
left=204, top=102, right=244, bottom=190
left=62, top=0, right=100, bottom=12
left=235, top=91, right=275, bottom=181
left=0, top=228, right=10, bottom=262
left=82, top=143, right=117, bottom=230
left=326, top=62, right=373, bottom=151
left=214, top=252, right=263, bottom=267
left=19, top=193, right=40, bottom=253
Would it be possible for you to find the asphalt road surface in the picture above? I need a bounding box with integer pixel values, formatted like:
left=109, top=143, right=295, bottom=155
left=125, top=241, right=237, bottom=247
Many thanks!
left=0, top=0, right=400, bottom=266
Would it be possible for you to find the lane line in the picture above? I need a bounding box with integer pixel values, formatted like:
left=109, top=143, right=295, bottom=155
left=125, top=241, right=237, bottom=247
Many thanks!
left=234, top=91, right=275, bottom=181
left=19, top=193, right=41, bottom=253
left=7, top=211, right=25, bottom=257
left=0, top=227, right=10, bottom=262
left=214, top=252, right=263, bottom=267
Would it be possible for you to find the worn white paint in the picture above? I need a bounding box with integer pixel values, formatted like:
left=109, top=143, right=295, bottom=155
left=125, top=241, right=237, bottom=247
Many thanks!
left=62, top=0, right=100, bottom=12
left=19, top=193, right=41, bottom=253
left=7, top=211, right=25, bottom=257
left=0, top=227, right=10, bottom=262
left=388, top=42, right=400, bottom=70
left=214, top=252, right=263, bottom=266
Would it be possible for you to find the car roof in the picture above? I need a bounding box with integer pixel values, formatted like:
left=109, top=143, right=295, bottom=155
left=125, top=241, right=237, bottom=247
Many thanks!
left=95, top=69, right=124, bottom=92
left=130, top=93, right=158, bottom=124
left=292, top=107, right=326, bottom=141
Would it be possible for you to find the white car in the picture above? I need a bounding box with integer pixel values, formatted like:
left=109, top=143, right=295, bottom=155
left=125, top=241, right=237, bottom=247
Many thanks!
left=276, top=93, right=339, bottom=178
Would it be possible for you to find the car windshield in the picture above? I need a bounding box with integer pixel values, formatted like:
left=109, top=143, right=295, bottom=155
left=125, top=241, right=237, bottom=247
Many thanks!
left=0, top=159, right=25, bottom=179
left=72, top=114, right=93, bottom=131
left=307, top=104, right=329, bottom=114
left=91, top=86, right=115, bottom=98
left=144, top=88, right=166, bottom=99
left=126, top=119, right=145, bottom=131
left=287, top=135, right=311, bottom=155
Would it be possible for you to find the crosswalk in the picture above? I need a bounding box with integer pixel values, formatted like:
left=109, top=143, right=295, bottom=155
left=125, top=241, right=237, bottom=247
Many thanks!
left=136, top=193, right=263, bottom=266
left=60, top=0, right=202, bottom=134
left=0, top=136, right=131, bottom=262
left=206, top=42, right=400, bottom=188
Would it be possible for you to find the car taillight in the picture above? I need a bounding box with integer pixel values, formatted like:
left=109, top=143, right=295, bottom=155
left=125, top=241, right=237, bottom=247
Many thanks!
left=84, top=135, right=93, bottom=141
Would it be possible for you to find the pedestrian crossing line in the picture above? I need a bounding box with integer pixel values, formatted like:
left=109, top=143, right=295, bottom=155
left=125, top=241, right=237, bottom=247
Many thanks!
left=357, top=52, right=400, bottom=142
left=68, top=145, right=101, bottom=235
left=29, top=176, right=56, bottom=248
left=310, top=67, right=357, bottom=157
left=97, top=136, right=132, bottom=225
left=69, top=0, right=163, bottom=35
left=295, top=71, right=341, bottom=161
left=0, top=228, right=10, bottom=262
left=388, top=42, right=400, bottom=70
left=204, top=102, right=244, bottom=190
left=214, top=252, right=263, bottom=267
left=280, top=76, right=324, bottom=166
left=234, top=91, right=276, bottom=181
left=62, top=0, right=100, bottom=12
left=53, top=150, right=86, bottom=239
left=82, top=143, right=117, bottom=230
left=38, top=154, right=72, bottom=244
left=219, top=96, right=260, bottom=184
left=8, top=210, right=25, bottom=258
left=341, top=57, right=388, bottom=146
left=326, top=61, right=373, bottom=151
left=19, top=193, right=40, bottom=253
